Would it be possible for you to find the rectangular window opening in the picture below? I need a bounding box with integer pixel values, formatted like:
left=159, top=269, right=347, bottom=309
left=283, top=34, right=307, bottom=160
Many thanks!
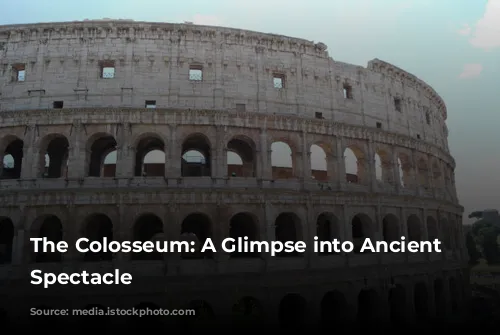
left=315, top=112, right=323, bottom=119
left=12, top=64, right=26, bottom=82
left=100, top=60, right=115, bottom=79
left=273, top=73, right=285, bottom=89
left=53, top=101, right=64, bottom=109
left=425, top=112, right=431, bottom=125
left=236, top=104, right=246, bottom=112
left=416, top=134, right=421, bottom=139
left=394, top=98, right=402, bottom=112
left=376, top=122, right=382, bottom=129
left=145, top=100, right=156, bottom=108
left=189, top=65, right=203, bottom=81
left=343, top=84, right=353, bottom=99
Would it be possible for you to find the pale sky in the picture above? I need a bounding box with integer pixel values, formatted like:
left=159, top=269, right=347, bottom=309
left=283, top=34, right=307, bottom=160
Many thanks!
left=1, top=0, right=499, bottom=222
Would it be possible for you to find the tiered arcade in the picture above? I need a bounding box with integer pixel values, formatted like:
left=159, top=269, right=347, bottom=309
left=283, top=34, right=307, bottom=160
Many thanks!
left=0, top=20, right=466, bottom=330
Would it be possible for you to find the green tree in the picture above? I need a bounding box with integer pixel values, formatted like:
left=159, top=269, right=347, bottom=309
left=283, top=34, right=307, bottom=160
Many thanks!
left=468, top=210, right=500, bottom=265
left=466, top=231, right=481, bottom=265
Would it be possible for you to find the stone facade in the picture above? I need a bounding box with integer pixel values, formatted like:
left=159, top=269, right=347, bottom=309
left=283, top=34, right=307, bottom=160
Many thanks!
left=0, top=20, right=466, bottom=329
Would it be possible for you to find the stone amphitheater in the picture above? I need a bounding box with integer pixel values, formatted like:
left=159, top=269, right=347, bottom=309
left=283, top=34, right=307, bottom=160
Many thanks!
left=0, top=20, right=467, bottom=330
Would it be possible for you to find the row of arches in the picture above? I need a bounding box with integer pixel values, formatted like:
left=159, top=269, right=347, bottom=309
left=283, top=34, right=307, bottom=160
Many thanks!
left=4, top=277, right=462, bottom=331
left=0, top=211, right=460, bottom=264
left=0, top=133, right=454, bottom=192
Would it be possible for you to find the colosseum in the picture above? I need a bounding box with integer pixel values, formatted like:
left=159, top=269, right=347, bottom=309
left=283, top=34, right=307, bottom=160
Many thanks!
left=0, top=20, right=467, bottom=331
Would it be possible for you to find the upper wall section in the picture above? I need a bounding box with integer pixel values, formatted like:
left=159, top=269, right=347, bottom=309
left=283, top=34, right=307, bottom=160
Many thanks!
left=0, top=20, right=450, bottom=152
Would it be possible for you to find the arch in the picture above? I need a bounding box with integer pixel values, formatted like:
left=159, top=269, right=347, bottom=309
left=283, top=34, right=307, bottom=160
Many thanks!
left=382, top=214, right=399, bottom=243
left=129, top=302, right=162, bottom=332
left=232, top=296, right=264, bottom=330
left=134, top=134, right=165, bottom=177
left=102, top=149, right=117, bottom=177
left=449, top=277, right=459, bottom=315
left=406, top=214, right=421, bottom=242
left=87, top=133, right=117, bottom=177
left=28, top=305, right=59, bottom=333
left=414, top=282, right=429, bottom=321
left=397, top=153, right=411, bottom=188
left=0, top=136, right=23, bottom=179
left=39, top=134, right=69, bottom=178
left=344, top=146, right=362, bottom=183
left=440, top=217, right=451, bottom=249
left=227, top=136, right=256, bottom=177
left=316, top=212, right=340, bottom=254
left=310, top=143, right=328, bottom=181
left=351, top=213, right=373, bottom=253
left=0, top=217, right=14, bottom=264
left=426, top=216, right=438, bottom=242
left=374, top=152, right=382, bottom=181
left=180, top=213, right=212, bottom=259
left=279, top=293, right=307, bottom=332
left=131, top=213, right=164, bottom=260
left=417, top=158, right=429, bottom=189
left=388, top=284, right=406, bottom=326
left=271, top=141, right=294, bottom=179
left=181, top=133, right=211, bottom=177
left=33, top=215, right=63, bottom=263
left=434, top=278, right=446, bottom=318
left=229, top=212, right=259, bottom=258
left=274, top=212, right=302, bottom=257
left=320, top=290, right=349, bottom=331
left=356, top=289, right=380, bottom=325
left=82, top=213, right=113, bottom=261
left=79, top=304, right=110, bottom=331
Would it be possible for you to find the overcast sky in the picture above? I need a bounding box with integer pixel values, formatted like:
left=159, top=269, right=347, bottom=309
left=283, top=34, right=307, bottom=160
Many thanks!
left=1, top=0, right=498, bottom=222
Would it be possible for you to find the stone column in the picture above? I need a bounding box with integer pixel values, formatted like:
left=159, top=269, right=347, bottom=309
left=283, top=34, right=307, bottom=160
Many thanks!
left=166, top=124, right=181, bottom=179
left=336, top=138, right=346, bottom=190
left=392, top=148, right=401, bottom=193
left=165, top=204, right=181, bottom=275
left=21, top=125, right=36, bottom=179
left=367, top=140, right=376, bottom=191
left=259, top=130, right=271, bottom=180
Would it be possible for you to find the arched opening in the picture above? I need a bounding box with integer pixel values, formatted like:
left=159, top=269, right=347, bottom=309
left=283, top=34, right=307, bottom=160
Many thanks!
left=388, top=285, right=406, bottom=326
left=440, top=218, right=451, bottom=250
left=79, top=304, right=110, bottom=331
left=232, top=296, right=264, bottom=330
left=40, top=135, right=69, bottom=178
left=397, top=154, right=411, bottom=188
left=182, top=300, right=216, bottom=332
left=229, top=212, right=259, bottom=258
left=87, top=134, right=117, bottom=177
left=374, top=153, right=383, bottom=181
left=181, top=134, right=211, bottom=177
left=449, top=277, right=459, bottom=315
left=310, top=143, right=328, bottom=181
left=82, top=214, right=113, bottom=261
left=129, top=302, right=162, bottom=332
left=356, top=289, right=380, bottom=325
left=279, top=293, right=307, bottom=332
left=434, top=278, right=446, bottom=318
left=0, top=218, right=14, bottom=264
left=180, top=213, right=212, bottom=259
left=351, top=213, right=373, bottom=253
left=414, top=282, right=429, bottom=321
left=227, top=136, right=256, bottom=177
left=102, top=150, right=117, bottom=177
left=432, top=161, right=442, bottom=189
left=316, top=212, right=340, bottom=255
left=0, top=137, right=23, bottom=179
left=407, top=215, right=421, bottom=241
left=382, top=214, right=399, bottom=243
left=131, top=214, right=164, bottom=260
left=417, top=158, right=429, bottom=189
left=271, top=141, right=294, bottom=179
left=33, top=215, right=63, bottom=263
left=320, top=290, right=349, bottom=331
left=28, top=305, right=60, bottom=334
left=344, top=147, right=361, bottom=183
left=134, top=135, right=165, bottom=177
left=274, top=213, right=302, bottom=257
left=426, top=217, right=438, bottom=242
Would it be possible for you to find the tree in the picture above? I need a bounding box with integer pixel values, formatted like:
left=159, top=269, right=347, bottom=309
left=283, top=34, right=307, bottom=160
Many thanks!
left=468, top=210, right=500, bottom=265
left=466, top=232, right=481, bottom=265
